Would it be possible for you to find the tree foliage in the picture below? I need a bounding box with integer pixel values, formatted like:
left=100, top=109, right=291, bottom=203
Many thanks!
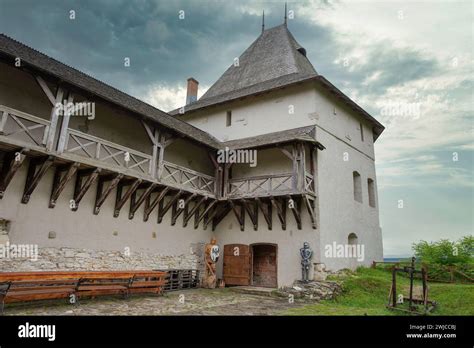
left=412, top=235, right=473, bottom=265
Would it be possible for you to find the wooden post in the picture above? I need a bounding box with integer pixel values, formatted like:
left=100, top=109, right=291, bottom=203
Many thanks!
left=46, top=87, right=64, bottom=151
left=57, top=93, right=74, bottom=153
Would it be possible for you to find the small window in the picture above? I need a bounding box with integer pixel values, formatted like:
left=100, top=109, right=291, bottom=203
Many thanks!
left=348, top=233, right=358, bottom=245
left=368, top=178, right=375, bottom=207
left=359, top=122, right=364, bottom=142
left=226, top=111, right=232, bottom=127
left=353, top=171, right=362, bottom=203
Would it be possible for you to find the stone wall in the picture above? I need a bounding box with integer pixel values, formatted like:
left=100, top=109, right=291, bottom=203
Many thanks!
left=0, top=246, right=204, bottom=272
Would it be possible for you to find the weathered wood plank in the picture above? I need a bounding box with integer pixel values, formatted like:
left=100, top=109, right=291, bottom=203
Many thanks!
left=49, top=162, right=79, bottom=208
left=0, top=150, right=26, bottom=199
left=72, top=168, right=101, bottom=211
left=114, top=179, right=142, bottom=217
left=94, top=173, right=123, bottom=215
left=21, top=156, right=54, bottom=204
left=128, top=183, right=157, bottom=219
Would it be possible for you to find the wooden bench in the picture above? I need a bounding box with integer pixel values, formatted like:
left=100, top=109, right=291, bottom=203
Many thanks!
left=0, top=270, right=167, bottom=313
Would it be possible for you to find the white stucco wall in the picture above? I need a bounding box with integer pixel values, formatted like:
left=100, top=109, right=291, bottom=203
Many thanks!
left=183, top=82, right=383, bottom=272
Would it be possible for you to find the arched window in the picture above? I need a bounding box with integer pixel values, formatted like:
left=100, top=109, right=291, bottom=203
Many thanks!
left=368, top=178, right=376, bottom=207
left=353, top=171, right=362, bottom=203
left=348, top=233, right=358, bottom=245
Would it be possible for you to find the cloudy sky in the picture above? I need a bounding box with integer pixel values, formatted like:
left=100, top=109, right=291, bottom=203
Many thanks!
left=0, top=0, right=472, bottom=256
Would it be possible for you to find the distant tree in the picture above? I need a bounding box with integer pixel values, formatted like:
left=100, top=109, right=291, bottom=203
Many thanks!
left=412, top=236, right=473, bottom=265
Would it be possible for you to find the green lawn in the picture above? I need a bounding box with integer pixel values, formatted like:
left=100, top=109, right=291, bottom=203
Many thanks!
left=282, top=267, right=474, bottom=315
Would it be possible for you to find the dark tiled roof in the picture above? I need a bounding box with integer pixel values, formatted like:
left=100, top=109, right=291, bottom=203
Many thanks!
left=0, top=33, right=221, bottom=148
left=201, top=24, right=317, bottom=100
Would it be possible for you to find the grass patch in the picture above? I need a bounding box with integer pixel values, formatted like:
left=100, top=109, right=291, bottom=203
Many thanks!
left=282, top=267, right=473, bottom=316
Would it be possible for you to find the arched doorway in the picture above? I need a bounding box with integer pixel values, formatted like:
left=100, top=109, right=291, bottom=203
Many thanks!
left=250, top=243, right=277, bottom=288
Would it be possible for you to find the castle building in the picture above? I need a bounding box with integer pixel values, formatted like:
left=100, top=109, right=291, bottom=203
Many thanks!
left=0, top=21, right=384, bottom=287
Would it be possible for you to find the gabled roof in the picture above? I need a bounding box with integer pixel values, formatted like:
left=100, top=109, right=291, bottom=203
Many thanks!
left=0, top=34, right=220, bottom=148
left=201, top=24, right=317, bottom=100
left=170, top=24, right=384, bottom=141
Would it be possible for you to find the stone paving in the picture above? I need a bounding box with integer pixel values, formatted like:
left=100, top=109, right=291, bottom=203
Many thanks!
left=4, top=288, right=310, bottom=316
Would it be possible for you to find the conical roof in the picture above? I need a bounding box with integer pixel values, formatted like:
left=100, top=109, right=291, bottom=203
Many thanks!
left=200, top=24, right=317, bottom=100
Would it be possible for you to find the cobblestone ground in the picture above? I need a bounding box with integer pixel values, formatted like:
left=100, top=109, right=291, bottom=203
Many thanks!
left=4, top=288, right=308, bottom=316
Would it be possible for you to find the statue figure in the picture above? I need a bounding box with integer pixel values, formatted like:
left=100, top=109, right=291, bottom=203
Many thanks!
left=202, top=238, right=220, bottom=288
left=300, top=242, right=313, bottom=282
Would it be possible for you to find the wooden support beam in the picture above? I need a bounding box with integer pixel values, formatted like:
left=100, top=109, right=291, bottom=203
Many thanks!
left=299, top=143, right=307, bottom=191
left=158, top=190, right=181, bottom=223
left=21, top=156, right=54, bottom=204
left=241, top=199, right=258, bottom=230
left=114, top=179, right=142, bottom=217
left=256, top=197, right=272, bottom=230
left=309, top=145, right=316, bottom=193
left=288, top=195, right=302, bottom=230
left=183, top=196, right=207, bottom=227
left=229, top=200, right=245, bottom=231
left=57, top=93, right=74, bottom=154
left=171, top=193, right=196, bottom=225
left=303, top=195, right=317, bottom=229
left=143, top=186, right=169, bottom=222
left=128, top=183, right=157, bottom=219
left=270, top=197, right=286, bottom=230
left=46, top=87, right=65, bottom=151
left=208, top=152, right=223, bottom=199
left=0, top=150, right=26, bottom=199
left=212, top=202, right=231, bottom=231
left=34, top=76, right=56, bottom=106
left=49, top=162, right=79, bottom=208
left=278, top=147, right=294, bottom=161
left=195, top=199, right=217, bottom=229
left=141, top=121, right=159, bottom=178
left=94, top=173, right=123, bottom=215
left=72, top=168, right=101, bottom=211
left=291, top=144, right=298, bottom=191
left=222, top=163, right=232, bottom=198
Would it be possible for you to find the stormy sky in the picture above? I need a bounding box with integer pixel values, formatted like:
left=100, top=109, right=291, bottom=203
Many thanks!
left=0, top=0, right=472, bottom=256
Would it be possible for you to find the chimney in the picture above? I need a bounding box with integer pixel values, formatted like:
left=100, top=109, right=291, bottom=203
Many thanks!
left=186, top=77, right=199, bottom=105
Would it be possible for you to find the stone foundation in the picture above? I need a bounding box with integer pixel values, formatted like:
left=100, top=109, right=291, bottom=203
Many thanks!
left=0, top=246, right=203, bottom=272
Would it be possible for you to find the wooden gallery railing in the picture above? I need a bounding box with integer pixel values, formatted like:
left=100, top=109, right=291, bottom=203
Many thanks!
left=304, top=172, right=315, bottom=194
left=161, top=161, right=215, bottom=195
left=0, top=105, right=50, bottom=149
left=227, top=173, right=294, bottom=198
left=63, top=128, right=154, bottom=177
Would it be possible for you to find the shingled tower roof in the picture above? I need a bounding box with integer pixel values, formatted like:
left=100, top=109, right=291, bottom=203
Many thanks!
left=200, top=24, right=317, bottom=100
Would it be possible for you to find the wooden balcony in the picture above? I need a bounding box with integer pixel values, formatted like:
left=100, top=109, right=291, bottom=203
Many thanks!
left=0, top=105, right=315, bottom=204
left=227, top=171, right=315, bottom=199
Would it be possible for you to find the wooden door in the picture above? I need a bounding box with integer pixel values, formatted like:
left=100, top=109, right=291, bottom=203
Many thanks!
left=223, top=244, right=251, bottom=286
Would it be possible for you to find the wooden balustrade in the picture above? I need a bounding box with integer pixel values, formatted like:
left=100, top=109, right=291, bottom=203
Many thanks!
left=63, top=128, right=153, bottom=177
left=228, top=173, right=295, bottom=198
left=0, top=105, right=317, bottom=201
left=161, top=161, right=215, bottom=195
left=304, top=172, right=315, bottom=193
left=0, top=105, right=50, bottom=149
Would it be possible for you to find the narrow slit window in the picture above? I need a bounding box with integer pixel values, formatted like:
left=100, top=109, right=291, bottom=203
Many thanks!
left=353, top=171, right=362, bottom=203
left=360, top=122, right=364, bottom=142
left=226, top=111, right=232, bottom=127
left=368, top=178, right=375, bottom=207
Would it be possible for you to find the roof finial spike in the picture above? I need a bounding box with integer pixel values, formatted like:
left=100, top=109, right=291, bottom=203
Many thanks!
left=284, top=2, right=288, bottom=26
left=262, top=10, right=265, bottom=33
